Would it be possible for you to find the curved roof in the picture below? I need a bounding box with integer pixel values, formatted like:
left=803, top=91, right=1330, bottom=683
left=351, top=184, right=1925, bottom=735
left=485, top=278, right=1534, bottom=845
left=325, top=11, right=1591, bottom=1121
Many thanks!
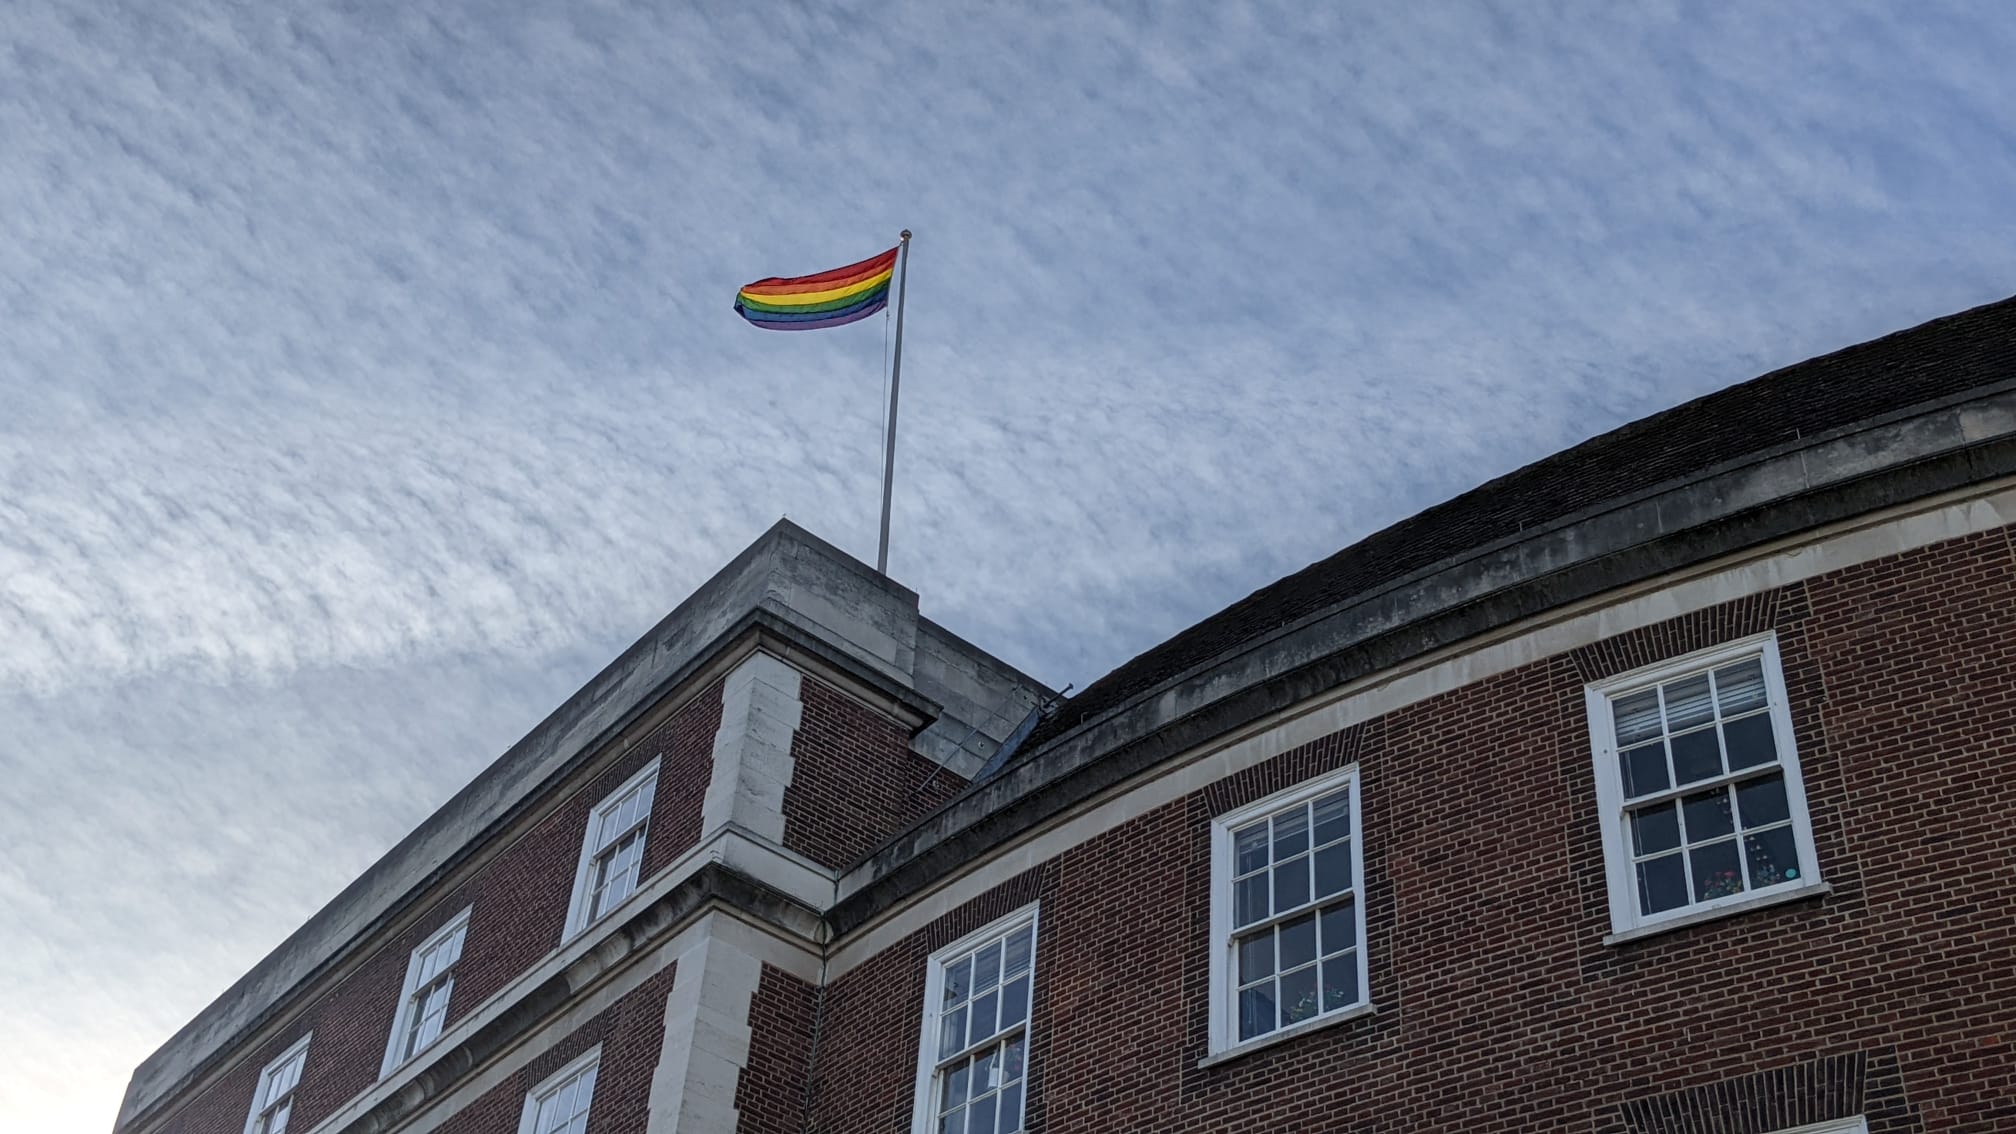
left=1028, top=293, right=2016, bottom=751
left=833, top=292, right=2016, bottom=931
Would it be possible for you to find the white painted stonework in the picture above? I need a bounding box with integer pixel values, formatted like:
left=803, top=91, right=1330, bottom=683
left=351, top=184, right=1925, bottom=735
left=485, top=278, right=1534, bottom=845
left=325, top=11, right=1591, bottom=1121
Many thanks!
left=646, top=919, right=768, bottom=1134
left=651, top=652, right=809, bottom=1132
left=703, top=652, right=805, bottom=844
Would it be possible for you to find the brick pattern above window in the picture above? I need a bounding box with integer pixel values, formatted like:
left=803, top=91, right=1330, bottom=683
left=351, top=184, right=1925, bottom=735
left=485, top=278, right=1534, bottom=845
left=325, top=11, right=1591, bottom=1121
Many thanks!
left=1602, top=1046, right=1905, bottom=1134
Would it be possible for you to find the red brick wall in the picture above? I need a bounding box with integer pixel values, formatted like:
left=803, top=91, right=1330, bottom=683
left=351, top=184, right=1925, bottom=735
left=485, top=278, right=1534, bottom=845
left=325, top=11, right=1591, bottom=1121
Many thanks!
left=785, top=676, right=967, bottom=870
left=435, top=963, right=676, bottom=1134
left=148, top=524, right=2016, bottom=1133
left=153, top=679, right=721, bottom=1134
left=735, top=964, right=820, bottom=1133
left=809, top=526, right=2016, bottom=1132
left=810, top=868, right=1052, bottom=1132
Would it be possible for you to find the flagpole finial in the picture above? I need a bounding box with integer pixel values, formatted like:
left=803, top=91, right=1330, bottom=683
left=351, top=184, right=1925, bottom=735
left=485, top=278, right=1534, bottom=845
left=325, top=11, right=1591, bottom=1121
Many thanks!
left=900, top=229, right=912, bottom=241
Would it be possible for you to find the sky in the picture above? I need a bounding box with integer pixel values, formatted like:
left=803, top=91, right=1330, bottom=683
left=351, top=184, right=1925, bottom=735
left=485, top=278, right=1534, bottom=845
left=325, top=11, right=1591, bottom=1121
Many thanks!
left=4, top=1, right=2015, bottom=1128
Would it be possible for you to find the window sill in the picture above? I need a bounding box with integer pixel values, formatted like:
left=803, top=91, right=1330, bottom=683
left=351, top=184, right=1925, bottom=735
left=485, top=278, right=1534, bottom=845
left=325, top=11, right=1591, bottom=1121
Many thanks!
left=1603, top=881, right=1833, bottom=946
left=1197, top=1002, right=1376, bottom=1069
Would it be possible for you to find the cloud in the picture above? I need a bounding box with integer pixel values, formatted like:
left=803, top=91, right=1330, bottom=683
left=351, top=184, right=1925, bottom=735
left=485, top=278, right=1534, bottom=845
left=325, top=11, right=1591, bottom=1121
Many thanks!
left=5, top=1, right=2016, bottom=1128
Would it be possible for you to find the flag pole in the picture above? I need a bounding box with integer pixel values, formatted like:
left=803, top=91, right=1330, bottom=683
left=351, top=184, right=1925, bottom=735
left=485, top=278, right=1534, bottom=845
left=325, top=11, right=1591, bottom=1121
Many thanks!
left=876, top=230, right=912, bottom=575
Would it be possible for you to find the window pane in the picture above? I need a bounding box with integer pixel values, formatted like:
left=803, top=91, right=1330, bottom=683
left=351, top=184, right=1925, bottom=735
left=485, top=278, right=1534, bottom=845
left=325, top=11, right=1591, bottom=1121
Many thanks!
left=547, top=1083, right=577, bottom=1131
left=1663, top=674, right=1714, bottom=730
left=416, top=1009, right=445, bottom=1052
left=1279, top=964, right=1320, bottom=1027
left=1669, top=727, right=1723, bottom=785
left=1681, top=788, right=1733, bottom=842
left=998, top=1081, right=1024, bottom=1132
left=1278, top=912, right=1317, bottom=971
left=1273, top=859, right=1310, bottom=912
left=1713, top=659, right=1767, bottom=715
left=940, top=1007, right=967, bottom=1059
left=275, top=1055, right=304, bottom=1096
left=973, top=1046, right=999, bottom=1094
left=1238, top=984, right=1275, bottom=1041
left=401, top=1012, right=424, bottom=1060
left=1003, top=1034, right=1026, bottom=1079
left=1234, top=876, right=1268, bottom=927
left=970, top=990, right=999, bottom=1045
left=1744, top=825, right=1801, bottom=887
left=1620, top=742, right=1669, bottom=797
left=1613, top=689, right=1663, bottom=746
left=1003, top=928, right=1033, bottom=978
left=968, top=1093, right=998, bottom=1134
left=1236, top=929, right=1274, bottom=984
left=972, top=942, right=1002, bottom=991
left=1313, top=841, right=1352, bottom=899
left=942, top=1058, right=971, bottom=1110
left=1321, top=952, right=1360, bottom=1012
left=1636, top=852, right=1688, bottom=915
left=1234, top=821, right=1269, bottom=875
left=998, top=976, right=1029, bottom=1030
left=1312, top=790, right=1352, bottom=845
left=1723, top=712, right=1777, bottom=770
left=1736, top=772, right=1790, bottom=827
left=1689, top=839, right=1743, bottom=901
left=1318, top=899, right=1356, bottom=956
left=1273, top=808, right=1309, bottom=860
left=943, top=958, right=971, bottom=1007
left=1629, top=801, right=1680, bottom=856
left=938, top=1111, right=965, bottom=1134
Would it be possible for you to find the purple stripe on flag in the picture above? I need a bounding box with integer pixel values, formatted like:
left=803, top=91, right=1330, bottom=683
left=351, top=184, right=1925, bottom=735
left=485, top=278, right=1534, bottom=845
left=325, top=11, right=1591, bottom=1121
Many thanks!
left=738, top=297, right=888, bottom=331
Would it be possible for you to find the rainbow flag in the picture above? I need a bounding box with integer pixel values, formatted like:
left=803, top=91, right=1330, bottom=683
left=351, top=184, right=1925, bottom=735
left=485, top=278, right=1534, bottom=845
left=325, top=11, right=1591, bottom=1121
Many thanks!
left=734, top=247, right=898, bottom=330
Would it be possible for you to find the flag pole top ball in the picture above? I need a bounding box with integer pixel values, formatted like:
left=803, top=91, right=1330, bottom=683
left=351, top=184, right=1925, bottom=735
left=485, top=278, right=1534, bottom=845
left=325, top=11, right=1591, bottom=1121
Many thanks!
left=901, top=230, right=912, bottom=241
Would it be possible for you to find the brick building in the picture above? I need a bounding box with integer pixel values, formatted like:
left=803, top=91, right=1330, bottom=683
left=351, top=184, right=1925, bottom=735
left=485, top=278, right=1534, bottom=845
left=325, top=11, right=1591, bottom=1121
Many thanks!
left=116, top=298, right=2016, bottom=1134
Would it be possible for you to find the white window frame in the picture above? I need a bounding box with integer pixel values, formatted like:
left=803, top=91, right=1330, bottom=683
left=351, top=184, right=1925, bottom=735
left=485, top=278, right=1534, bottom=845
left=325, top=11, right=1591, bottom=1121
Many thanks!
left=1587, top=632, right=1826, bottom=939
left=563, top=759, right=660, bottom=940
left=515, top=1044, right=601, bottom=1134
left=1206, top=764, right=1369, bottom=1059
left=242, top=1032, right=311, bottom=1134
left=379, top=906, right=472, bottom=1078
left=1770, top=1120, right=1867, bottom=1134
left=909, top=903, right=1040, bottom=1134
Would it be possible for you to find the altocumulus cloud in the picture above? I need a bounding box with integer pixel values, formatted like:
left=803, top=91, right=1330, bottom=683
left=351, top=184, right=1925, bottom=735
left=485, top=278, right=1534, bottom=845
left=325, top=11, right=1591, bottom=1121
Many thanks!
left=4, top=1, right=2016, bottom=1129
